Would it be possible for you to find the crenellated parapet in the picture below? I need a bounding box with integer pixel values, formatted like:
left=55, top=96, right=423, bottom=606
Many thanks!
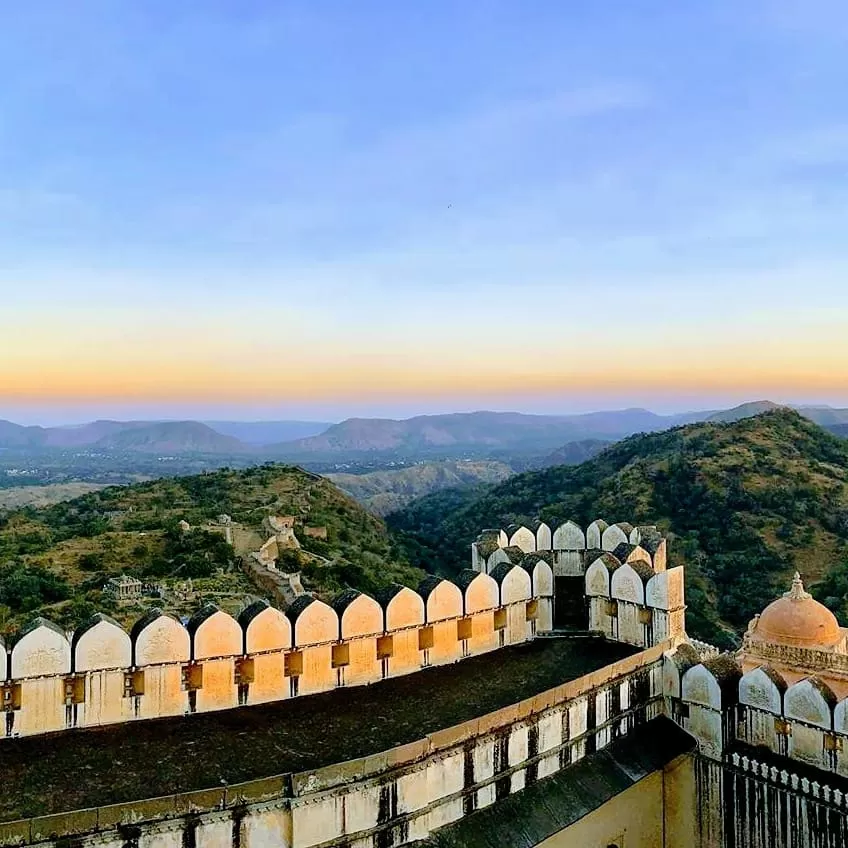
left=471, top=518, right=667, bottom=577
left=0, top=568, right=547, bottom=740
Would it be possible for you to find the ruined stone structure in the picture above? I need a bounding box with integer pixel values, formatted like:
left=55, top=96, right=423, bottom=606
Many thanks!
left=1, top=519, right=847, bottom=847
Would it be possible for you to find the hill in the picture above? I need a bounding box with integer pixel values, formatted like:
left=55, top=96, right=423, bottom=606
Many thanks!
left=706, top=400, right=784, bottom=423
left=536, top=439, right=611, bottom=468
left=388, top=409, right=848, bottom=647
left=94, top=421, right=246, bottom=453
left=0, top=419, right=257, bottom=454
left=799, top=407, right=848, bottom=427
left=203, top=420, right=332, bottom=444
left=828, top=424, right=848, bottom=439
left=0, top=465, right=421, bottom=635
left=327, top=460, right=515, bottom=516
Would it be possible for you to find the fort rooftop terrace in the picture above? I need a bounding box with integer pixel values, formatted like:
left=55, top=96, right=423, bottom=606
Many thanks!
left=0, top=637, right=636, bottom=822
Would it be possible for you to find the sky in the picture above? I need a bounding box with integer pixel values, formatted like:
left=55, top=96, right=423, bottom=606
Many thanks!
left=2, top=1, right=848, bottom=424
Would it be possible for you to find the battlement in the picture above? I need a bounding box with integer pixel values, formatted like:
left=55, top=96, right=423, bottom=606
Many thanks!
left=665, top=642, right=848, bottom=775
left=471, top=518, right=667, bottom=574
left=0, top=565, right=551, bottom=740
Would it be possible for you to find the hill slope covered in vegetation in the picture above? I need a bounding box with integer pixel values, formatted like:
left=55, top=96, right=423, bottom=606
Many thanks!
left=389, top=410, right=848, bottom=647
left=0, top=465, right=420, bottom=635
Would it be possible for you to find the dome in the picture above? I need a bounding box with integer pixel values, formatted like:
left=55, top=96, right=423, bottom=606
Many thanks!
left=750, top=573, right=842, bottom=649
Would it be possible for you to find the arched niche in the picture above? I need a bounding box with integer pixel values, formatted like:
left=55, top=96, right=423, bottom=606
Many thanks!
left=11, top=619, right=71, bottom=679
left=739, top=666, right=786, bottom=715
left=682, top=664, right=723, bottom=710
left=553, top=520, right=586, bottom=551
left=610, top=563, right=646, bottom=605
left=586, top=519, right=609, bottom=550
left=73, top=614, right=131, bottom=672
left=585, top=558, right=611, bottom=597
left=287, top=597, right=338, bottom=647
left=339, top=593, right=383, bottom=639
left=240, top=601, right=291, bottom=654
left=132, top=610, right=191, bottom=666
left=188, top=606, right=242, bottom=661
left=462, top=572, right=499, bottom=614
left=0, top=635, right=6, bottom=681
left=384, top=587, right=425, bottom=631
left=784, top=677, right=835, bottom=730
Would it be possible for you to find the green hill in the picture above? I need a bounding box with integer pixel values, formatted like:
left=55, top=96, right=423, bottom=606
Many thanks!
left=0, top=465, right=421, bottom=635
left=388, top=409, right=848, bottom=647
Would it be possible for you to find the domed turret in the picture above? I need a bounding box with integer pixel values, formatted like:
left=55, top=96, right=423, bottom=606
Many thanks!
left=748, top=573, right=842, bottom=649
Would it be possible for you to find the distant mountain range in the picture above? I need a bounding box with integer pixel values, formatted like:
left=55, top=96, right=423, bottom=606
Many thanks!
left=1, top=402, right=846, bottom=457
left=0, top=419, right=331, bottom=454
left=267, top=402, right=848, bottom=458
left=201, top=420, right=332, bottom=444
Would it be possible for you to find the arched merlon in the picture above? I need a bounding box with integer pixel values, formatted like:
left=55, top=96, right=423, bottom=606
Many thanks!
left=602, top=523, right=632, bottom=552
left=11, top=619, right=71, bottom=679
left=681, top=655, right=741, bottom=709
left=240, top=601, right=292, bottom=654
left=132, top=610, right=190, bottom=666
left=662, top=643, right=701, bottom=699
left=489, top=563, right=532, bottom=605
left=336, top=592, right=383, bottom=640
left=506, top=524, right=536, bottom=553
left=587, top=519, right=609, bottom=550
left=457, top=570, right=499, bottom=615
left=738, top=665, right=786, bottom=715
left=73, top=614, right=131, bottom=672
left=286, top=597, right=338, bottom=646
left=611, top=561, right=652, bottom=605
left=379, top=585, right=426, bottom=630
left=188, top=605, right=242, bottom=661
left=553, top=520, right=586, bottom=551
left=784, top=677, right=836, bottom=730
left=419, top=578, right=463, bottom=623
left=645, top=567, right=684, bottom=611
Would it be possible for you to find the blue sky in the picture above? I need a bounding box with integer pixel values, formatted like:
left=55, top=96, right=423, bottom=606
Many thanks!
left=1, top=1, right=847, bottom=423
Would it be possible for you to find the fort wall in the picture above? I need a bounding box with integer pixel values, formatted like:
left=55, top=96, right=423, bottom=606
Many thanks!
left=1, top=567, right=551, bottom=740
left=0, top=642, right=670, bottom=848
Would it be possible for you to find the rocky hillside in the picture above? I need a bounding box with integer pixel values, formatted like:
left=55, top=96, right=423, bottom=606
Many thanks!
left=0, top=465, right=421, bottom=634
left=389, top=410, right=848, bottom=647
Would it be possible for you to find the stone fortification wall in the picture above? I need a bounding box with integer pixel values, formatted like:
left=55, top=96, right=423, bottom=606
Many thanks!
left=472, top=519, right=667, bottom=576
left=0, top=642, right=670, bottom=848
left=0, top=566, right=549, bottom=740
left=664, top=643, right=848, bottom=847
left=665, top=645, right=848, bottom=776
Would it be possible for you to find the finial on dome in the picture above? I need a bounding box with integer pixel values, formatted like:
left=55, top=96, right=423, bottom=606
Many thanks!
left=785, top=571, right=811, bottom=601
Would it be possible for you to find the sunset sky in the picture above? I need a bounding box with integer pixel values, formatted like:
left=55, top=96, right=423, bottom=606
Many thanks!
left=2, top=1, right=847, bottom=424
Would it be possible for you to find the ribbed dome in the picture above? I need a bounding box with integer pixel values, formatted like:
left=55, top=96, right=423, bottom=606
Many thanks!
left=751, top=573, right=842, bottom=649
